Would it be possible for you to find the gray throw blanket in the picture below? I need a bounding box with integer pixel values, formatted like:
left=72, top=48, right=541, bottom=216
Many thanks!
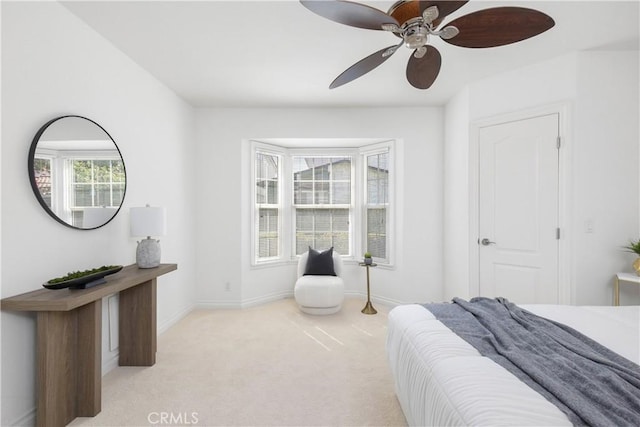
left=424, top=297, right=640, bottom=426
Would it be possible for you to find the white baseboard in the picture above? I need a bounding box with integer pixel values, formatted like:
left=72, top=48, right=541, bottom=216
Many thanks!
left=371, top=294, right=406, bottom=308
left=102, top=353, right=120, bottom=376
left=196, top=291, right=405, bottom=310
left=240, top=291, right=293, bottom=308
left=343, top=291, right=405, bottom=308
left=8, top=407, right=35, bottom=427
left=196, top=291, right=294, bottom=309
left=195, top=299, right=243, bottom=309
left=158, top=303, right=195, bottom=334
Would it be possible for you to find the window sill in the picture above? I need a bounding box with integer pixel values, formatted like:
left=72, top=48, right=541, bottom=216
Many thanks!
left=251, top=259, right=297, bottom=269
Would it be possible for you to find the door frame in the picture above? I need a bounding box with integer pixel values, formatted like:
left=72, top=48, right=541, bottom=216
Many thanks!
left=469, top=102, right=572, bottom=304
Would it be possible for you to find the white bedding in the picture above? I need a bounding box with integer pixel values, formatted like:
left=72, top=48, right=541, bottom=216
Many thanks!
left=386, top=303, right=640, bottom=426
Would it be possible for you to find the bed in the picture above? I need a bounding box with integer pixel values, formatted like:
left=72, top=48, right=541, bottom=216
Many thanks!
left=386, top=299, right=640, bottom=426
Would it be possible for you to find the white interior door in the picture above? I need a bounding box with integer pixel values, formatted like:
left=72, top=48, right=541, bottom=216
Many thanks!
left=478, top=114, right=560, bottom=303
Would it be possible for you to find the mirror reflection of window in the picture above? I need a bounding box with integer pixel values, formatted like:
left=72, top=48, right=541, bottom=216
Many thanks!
left=29, top=116, right=126, bottom=229
left=33, top=157, right=53, bottom=209
left=68, top=158, right=125, bottom=227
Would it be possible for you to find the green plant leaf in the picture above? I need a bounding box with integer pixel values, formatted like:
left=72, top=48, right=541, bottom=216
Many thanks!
left=48, top=265, right=120, bottom=284
left=623, top=239, right=640, bottom=255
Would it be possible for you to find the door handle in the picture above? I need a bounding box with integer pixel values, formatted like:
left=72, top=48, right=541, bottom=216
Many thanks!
left=480, top=238, right=496, bottom=246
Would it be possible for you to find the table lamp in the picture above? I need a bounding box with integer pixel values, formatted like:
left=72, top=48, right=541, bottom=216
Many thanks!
left=130, top=205, right=166, bottom=268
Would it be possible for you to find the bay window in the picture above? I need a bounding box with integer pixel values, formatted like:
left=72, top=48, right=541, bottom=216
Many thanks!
left=251, top=140, right=393, bottom=266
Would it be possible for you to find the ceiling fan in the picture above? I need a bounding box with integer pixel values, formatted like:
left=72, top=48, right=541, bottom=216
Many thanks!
left=300, top=0, right=555, bottom=89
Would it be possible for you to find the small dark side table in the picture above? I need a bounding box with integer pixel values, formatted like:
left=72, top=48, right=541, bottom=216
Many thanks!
left=359, top=262, right=377, bottom=314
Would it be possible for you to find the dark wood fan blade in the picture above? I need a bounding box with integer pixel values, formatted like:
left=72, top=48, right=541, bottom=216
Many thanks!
left=300, top=0, right=398, bottom=30
left=442, top=7, right=555, bottom=48
left=330, top=44, right=399, bottom=89
left=406, top=45, right=441, bottom=89
left=418, top=1, right=468, bottom=27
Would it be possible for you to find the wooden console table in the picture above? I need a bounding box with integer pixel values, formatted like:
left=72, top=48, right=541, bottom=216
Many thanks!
left=1, top=263, right=177, bottom=427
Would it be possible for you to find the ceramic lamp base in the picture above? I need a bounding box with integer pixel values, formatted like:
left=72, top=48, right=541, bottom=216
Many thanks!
left=136, top=238, right=161, bottom=268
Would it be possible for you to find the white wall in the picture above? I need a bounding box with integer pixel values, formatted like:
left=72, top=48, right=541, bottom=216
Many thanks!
left=195, top=107, right=445, bottom=307
left=443, top=87, right=471, bottom=300
left=444, top=50, right=640, bottom=305
left=572, top=51, right=640, bottom=304
left=1, top=2, right=197, bottom=425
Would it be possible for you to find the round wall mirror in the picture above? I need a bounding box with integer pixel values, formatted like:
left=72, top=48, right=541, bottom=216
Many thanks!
left=28, top=115, right=127, bottom=230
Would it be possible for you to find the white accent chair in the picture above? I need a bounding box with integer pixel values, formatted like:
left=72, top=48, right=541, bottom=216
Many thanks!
left=294, top=250, right=345, bottom=315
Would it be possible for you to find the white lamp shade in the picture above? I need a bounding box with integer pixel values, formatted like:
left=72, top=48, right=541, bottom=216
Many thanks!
left=130, top=206, right=166, bottom=237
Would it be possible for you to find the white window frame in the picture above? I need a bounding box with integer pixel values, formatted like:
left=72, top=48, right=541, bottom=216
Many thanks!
left=251, top=141, right=285, bottom=265
left=249, top=139, right=395, bottom=267
left=361, top=142, right=393, bottom=265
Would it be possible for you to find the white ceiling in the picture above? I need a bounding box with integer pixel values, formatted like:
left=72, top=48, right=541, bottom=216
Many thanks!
left=61, top=0, right=640, bottom=108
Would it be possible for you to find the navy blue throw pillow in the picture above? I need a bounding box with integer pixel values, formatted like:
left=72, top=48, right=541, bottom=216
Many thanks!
left=303, top=247, right=336, bottom=276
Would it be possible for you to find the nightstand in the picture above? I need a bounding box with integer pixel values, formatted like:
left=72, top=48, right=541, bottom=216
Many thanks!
left=613, top=272, right=640, bottom=306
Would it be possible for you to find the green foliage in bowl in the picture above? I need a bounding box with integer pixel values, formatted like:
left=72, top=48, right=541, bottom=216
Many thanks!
left=48, top=265, right=120, bottom=284
left=364, top=252, right=372, bottom=258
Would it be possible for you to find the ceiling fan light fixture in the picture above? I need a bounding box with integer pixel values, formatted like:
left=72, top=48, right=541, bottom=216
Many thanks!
left=381, top=23, right=400, bottom=32
left=414, top=46, right=427, bottom=59
left=382, top=45, right=399, bottom=57
left=439, top=26, right=460, bottom=40
left=422, top=6, right=439, bottom=24
left=404, top=24, right=429, bottom=49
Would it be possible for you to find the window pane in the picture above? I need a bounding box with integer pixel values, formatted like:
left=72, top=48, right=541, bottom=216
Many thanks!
left=296, top=209, right=314, bottom=231
left=256, top=153, right=279, bottom=205
left=34, top=157, right=52, bottom=208
left=367, top=208, right=386, bottom=258
left=258, top=208, right=278, bottom=258
left=73, top=184, right=92, bottom=207
left=332, top=209, right=349, bottom=231
left=73, top=160, right=93, bottom=183
left=112, top=160, right=125, bottom=181
left=295, top=208, right=349, bottom=255
left=293, top=156, right=351, bottom=206
left=267, top=180, right=278, bottom=204
left=332, top=159, right=351, bottom=180
left=112, top=184, right=125, bottom=206
left=256, top=180, right=266, bottom=204
left=95, top=184, right=111, bottom=206
left=314, top=164, right=330, bottom=180
left=367, top=153, right=389, bottom=204
left=314, top=210, right=330, bottom=231
left=93, top=160, right=111, bottom=182
left=296, top=233, right=314, bottom=255
left=294, top=181, right=313, bottom=204
left=332, top=182, right=350, bottom=204
left=366, top=152, right=389, bottom=259
left=315, top=182, right=330, bottom=204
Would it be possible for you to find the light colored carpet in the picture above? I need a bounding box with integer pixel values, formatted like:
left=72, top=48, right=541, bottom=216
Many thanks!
left=70, top=297, right=408, bottom=426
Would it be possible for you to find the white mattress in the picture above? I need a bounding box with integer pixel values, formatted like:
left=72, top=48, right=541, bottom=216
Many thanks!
left=386, top=303, right=640, bottom=426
